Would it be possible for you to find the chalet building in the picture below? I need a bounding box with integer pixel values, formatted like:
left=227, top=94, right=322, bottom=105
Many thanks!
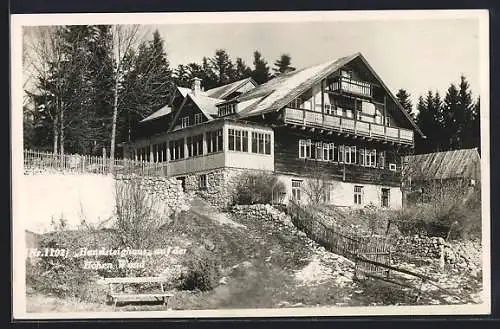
left=124, top=52, right=425, bottom=209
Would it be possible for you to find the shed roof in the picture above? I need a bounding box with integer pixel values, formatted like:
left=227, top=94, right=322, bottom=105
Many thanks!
left=402, top=148, right=481, bottom=181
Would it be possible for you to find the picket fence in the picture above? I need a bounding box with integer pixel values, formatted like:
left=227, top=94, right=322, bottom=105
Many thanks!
left=23, top=149, right=168, bottom=177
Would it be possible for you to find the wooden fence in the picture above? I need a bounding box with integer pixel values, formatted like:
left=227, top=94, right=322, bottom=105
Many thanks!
left=23, top=149, right=168, bottom=177
left=287, top=200, right=391, bottom=277
left=286, top=201, right=466, bottom=304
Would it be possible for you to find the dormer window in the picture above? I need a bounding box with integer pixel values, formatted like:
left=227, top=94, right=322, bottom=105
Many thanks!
left=218, top=103, right=237, bottom=117
left=181, top=116, right=190, bottom=128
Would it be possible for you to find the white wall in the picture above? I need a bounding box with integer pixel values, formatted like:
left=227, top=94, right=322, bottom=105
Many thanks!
left=19, top=174, right=116, bottom=234
left=168, top=152, right=225, bottom=176
left=276, top=173, right=402, bottom=209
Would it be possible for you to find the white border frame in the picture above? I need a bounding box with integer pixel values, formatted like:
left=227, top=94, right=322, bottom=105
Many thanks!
left=11, top=10, right=491, bottom=319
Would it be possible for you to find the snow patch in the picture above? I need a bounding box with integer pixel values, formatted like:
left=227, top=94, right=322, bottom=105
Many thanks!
left=211, top=212, right=247, bottom=229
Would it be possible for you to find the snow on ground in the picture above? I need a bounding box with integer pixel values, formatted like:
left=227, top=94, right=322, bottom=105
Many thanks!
left=294, top=249, right=354, bottom=288
left=18, top=173, right=116, bottom=234
left=211, top=212, right=247, bottom=229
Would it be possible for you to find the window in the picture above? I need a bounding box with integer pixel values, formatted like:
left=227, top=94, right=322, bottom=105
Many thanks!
left=169, top=138, right=184, bottom=160
left=181, top=116, right=190, bottom=128
left=365, top=149, right=377, bottom=167
left=187, top=134, right=203, bottom=157
left=338, top=145, right=344, bottom=163
left=358, top=148, right=365, bottom=166
left=177, top=177, right=186, bottom=192
left=344, top=146, right=356, bottom=164
left=199, top=174, right=207, bottom=189
left=228, top=129, right=249, bottom=152
left=322, top=184, right=333, bottom=203
left=378, top=151, right=386, bottom=169
left=207, top=129, right=223, bottom=153
left=291, top=179, right=302, bottom=201
left=218, top=103, right=237, bottom=116
left=354, top=185, right=363, bottom=205
left=251, top=132, right=271, bottom=154
left=315, top=142, right=323, bottom=160
left=381, top=188, right=390, bottom=207
left=323, top=143, right=330, bottom=161
left=194, top=113, right=203, bottom=125
left=299, top=139, right=312, bottom=159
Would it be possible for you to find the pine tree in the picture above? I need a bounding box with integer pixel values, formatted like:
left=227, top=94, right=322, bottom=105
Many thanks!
left=119, top=29, right=172, bottom=144
left=210, top=49, right=235, bottom=86
left=457, top=75, right=475, bottom=149
left=173, top=64, right=191, bottom=87
left=235, top=57, right=252, bottom=80
left=442, top=83, right=460, bottom=150
left=251, top=51, right=271, bottom=84
left=472, top=97, right=481, bottom=150
left=395, top=89, right=414, bottom=119
left=273, top=54, right=295, bottom=76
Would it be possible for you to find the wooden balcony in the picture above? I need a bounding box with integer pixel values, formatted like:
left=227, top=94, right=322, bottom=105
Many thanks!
left=284, top=107, right=414, bottom=145
left=328, top=76, right=372, bottom=98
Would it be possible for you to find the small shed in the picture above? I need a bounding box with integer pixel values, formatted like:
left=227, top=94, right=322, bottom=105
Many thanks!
left=402, top=148, right=481, bottom=185
left=402, top=148, right=481, bottom=204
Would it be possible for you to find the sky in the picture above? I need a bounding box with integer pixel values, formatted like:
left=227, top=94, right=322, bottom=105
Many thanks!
left=153, top=18, right=481, bottom=107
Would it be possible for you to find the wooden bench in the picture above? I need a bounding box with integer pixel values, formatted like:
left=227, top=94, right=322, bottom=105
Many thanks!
left=100, top=277, right=174, bottom=308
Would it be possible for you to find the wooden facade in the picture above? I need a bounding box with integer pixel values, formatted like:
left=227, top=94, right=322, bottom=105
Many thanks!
left=125, top=53, right=424, bottom=208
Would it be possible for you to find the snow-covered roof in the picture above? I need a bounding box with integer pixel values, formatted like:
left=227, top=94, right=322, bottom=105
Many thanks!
left=189, top=93, right=222, bottom=118
left=140, top=104, right=172, bottom=122
left=204, top=77, right=256, bottom=99
left=235, top=54, right=357, bottom=118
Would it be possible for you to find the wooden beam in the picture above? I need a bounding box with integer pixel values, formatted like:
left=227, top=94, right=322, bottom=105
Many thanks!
left=321, top=79, right=325, bottom=123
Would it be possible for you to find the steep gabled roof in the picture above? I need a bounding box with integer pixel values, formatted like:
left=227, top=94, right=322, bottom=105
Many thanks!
left=189, top=93, right=221, bottom=118
left=402, top=148, right=481, bottom=181
left=234, top=52, right=424, bottom=137
left=204, top=77, right=257, bottom=99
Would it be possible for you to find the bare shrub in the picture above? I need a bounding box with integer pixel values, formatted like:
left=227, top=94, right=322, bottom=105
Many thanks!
left=234, top=171, right=286, bottom=205
left=302, top=161, right=337, bottom=206
left=392, top=181, right=481, bottom=240
left=177, top=251, right=221, bottom=291
left=25, top=217, right=106, bottom=302
left=113, top=177, right=170, bottom=250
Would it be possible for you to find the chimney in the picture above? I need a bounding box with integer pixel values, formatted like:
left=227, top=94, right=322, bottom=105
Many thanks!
left=191, top=77, right=202, bottom=95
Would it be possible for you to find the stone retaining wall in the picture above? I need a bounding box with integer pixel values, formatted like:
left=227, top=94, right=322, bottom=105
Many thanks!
left=184, top=168, right=269, bottom=209
left=115, top=174, right=192, bottom=219
left=231, top=204, right=295, bottom=228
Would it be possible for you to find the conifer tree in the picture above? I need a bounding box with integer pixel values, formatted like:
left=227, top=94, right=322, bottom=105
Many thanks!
left=251, top=51, right=271, bottom=84
left=395, top=89, right=414, bottom=120
left=273, top=53, right=295, bottom=75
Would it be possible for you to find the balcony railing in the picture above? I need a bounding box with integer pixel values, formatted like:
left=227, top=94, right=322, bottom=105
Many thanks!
left=328, top=77, right=372, bottom=98
left=284, top=107, right=414, bottom=145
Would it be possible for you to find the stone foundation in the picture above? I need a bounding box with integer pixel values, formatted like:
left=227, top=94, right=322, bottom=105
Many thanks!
left=115, top=174, right=193, bottom=219
left=182, top=168, right=271, bottom=209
